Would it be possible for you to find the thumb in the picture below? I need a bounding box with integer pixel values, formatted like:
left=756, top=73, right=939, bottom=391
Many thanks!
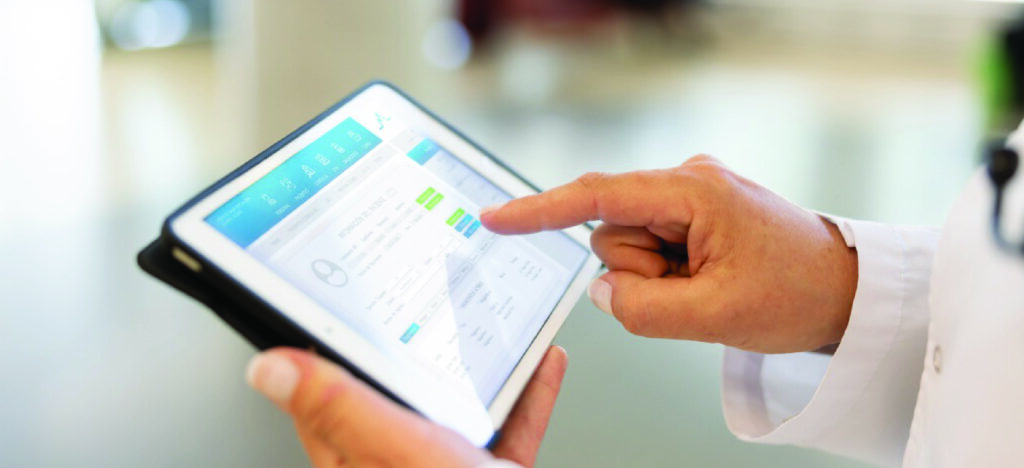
left=245, top=348, right=424, bottom=455
left=493, top=346, right=569, bottom=467
left=588, top=270, right=714, bottom=339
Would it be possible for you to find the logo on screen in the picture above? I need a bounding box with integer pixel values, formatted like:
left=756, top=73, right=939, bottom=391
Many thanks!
left=374, top=112, right=391, bottom=131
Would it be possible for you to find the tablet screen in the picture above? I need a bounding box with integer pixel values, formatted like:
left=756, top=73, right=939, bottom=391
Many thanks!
left=202, top=90, right=589, bottom=406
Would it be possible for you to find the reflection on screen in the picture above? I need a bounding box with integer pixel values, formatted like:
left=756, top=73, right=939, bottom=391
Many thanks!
left=206, top=104, right=587, bottom=404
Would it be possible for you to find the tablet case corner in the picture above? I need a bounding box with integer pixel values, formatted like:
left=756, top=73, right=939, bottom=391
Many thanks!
left=137, top=237, right=285, bottom=350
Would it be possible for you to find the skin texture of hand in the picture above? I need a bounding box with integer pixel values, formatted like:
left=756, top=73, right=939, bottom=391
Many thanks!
left=480, top=155, right=859, bottom=354
left=246, top=346, right=568, bottom=468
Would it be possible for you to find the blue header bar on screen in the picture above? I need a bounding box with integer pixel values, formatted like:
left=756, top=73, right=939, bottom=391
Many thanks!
left=206, top=117, right=382, bottom=247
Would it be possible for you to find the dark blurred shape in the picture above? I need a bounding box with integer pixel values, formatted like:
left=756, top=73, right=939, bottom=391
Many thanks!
left=1004, top=17, right=1024, bottom=115
left=458, top=0, right=700, bottom=45
left=618, top=0, right=687, bottom=14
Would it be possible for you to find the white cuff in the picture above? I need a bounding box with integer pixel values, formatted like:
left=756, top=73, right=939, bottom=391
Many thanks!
left=722, top=216, right=938, bottom=467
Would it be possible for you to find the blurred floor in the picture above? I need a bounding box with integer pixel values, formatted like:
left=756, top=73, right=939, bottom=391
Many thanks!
left=0, top=3, right=996, bottom=467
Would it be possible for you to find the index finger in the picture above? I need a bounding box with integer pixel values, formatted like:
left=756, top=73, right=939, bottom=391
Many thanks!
left=480, top=170, right=686, bottom=234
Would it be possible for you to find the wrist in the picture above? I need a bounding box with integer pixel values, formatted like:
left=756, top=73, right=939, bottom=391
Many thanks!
left=820, top=216, right=858, bottom=346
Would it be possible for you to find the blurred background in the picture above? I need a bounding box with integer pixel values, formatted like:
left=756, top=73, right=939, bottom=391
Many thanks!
left=3, top=0, right=1024, bottom=466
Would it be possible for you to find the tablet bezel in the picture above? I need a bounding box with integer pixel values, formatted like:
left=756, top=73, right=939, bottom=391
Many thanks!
left=165, top=82, right=601, bottom=446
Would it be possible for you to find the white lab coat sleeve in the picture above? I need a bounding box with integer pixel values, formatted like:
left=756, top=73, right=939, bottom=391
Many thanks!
left=721, top=216, right=940, bottom=467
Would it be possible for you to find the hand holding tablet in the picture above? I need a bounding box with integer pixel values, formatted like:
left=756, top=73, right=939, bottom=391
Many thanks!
left=246, top=346, right=567, bottom=468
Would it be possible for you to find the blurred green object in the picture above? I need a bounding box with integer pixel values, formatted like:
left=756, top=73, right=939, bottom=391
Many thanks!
left=974, top=12, right=1024, bottom=138
left=977, top=35, right=1014, bottom=135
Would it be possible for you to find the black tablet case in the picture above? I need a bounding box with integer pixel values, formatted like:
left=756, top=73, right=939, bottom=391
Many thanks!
left=137, top=232, right=425, bottom=421
left=136, top=233, right=454, bottom=445
left=137, top=238, right=286, bottom=350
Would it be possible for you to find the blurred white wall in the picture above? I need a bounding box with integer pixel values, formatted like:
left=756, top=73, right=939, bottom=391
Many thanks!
left=0, top=1, right=102, bottom=234
left=215, top=0, right=460, bottom=154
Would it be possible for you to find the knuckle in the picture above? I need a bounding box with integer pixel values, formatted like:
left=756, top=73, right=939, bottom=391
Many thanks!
left=683, top=153, right=716, bottom=165
left=590, top=221, right=614, bottom=238
left=694, top=159, right=729, bottom=179
left=576, top=171, right=608, bottom=188
left=684, top=159, right=737, bottom=194
left=574, top=171, right=609, bottom=218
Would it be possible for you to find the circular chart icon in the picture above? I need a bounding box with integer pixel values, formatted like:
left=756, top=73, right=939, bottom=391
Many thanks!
left=311, top=259, right=348, bottom=287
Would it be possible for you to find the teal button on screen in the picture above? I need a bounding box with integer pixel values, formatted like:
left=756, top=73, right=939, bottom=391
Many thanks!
left=407, top=138, right=440, bottom=165
left=400, top=323, right=420, bottom=343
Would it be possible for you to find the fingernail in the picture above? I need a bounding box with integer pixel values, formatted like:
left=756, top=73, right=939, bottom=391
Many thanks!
left=587, top=278, right=613, bottom=315
left=479, top=203, right=504, bottom=217
left=246, top=353, right=300, bottom=404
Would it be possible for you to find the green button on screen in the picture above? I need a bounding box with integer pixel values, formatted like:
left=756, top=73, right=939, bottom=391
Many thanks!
left=425, top=193, right=444, bottom=210
left=447, top=208, right=465, bottom=226
left=416, top=187, right=436, bottom=205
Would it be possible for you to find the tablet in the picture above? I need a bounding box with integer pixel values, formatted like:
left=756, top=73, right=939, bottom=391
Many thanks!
left=163, top=81, right=601, bottom=446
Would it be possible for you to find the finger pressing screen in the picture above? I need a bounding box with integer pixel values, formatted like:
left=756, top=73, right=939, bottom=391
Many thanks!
left=480, top=170, right=690, bottom=234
